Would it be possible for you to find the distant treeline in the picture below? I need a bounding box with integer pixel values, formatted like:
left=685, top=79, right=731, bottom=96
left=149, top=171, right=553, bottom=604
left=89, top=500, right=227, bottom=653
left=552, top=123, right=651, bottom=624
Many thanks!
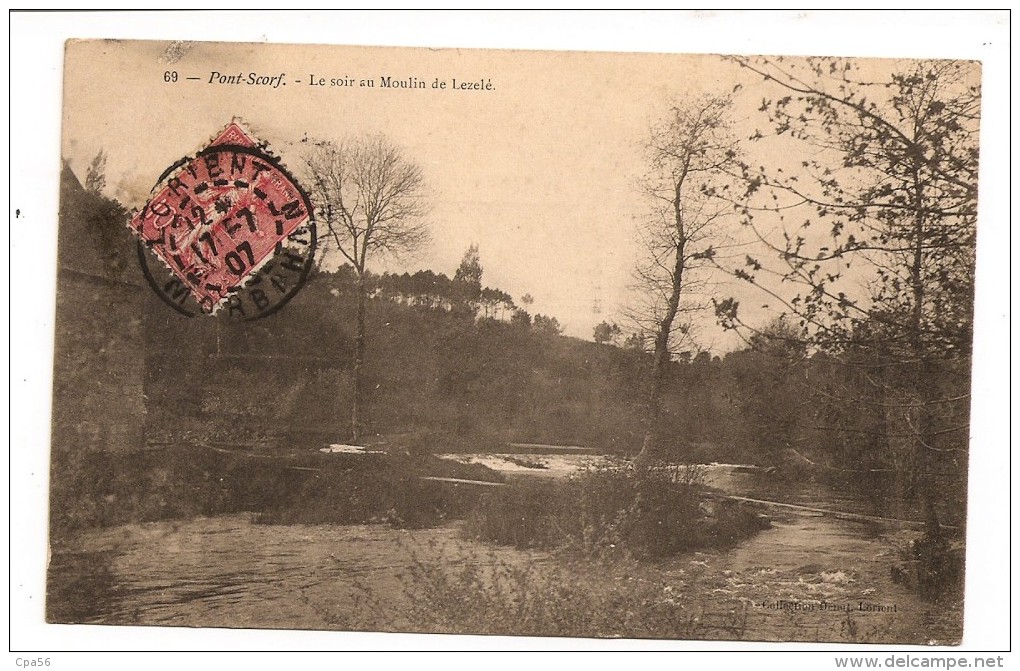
left=145, top=264, right=969, bottom=484
left=368, top=269, right=516, bottom=319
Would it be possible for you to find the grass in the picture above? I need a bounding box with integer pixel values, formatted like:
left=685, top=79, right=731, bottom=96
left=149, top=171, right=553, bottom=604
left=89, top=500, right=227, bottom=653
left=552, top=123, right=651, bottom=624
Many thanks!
left=312, top=535, right=752, bottom=640
left=398, top=552, right=733, bottom=638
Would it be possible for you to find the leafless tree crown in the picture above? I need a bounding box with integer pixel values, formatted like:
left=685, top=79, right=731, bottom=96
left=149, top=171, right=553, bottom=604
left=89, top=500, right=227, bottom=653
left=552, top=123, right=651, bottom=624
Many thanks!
left=304, top=134, right=431, bottom=274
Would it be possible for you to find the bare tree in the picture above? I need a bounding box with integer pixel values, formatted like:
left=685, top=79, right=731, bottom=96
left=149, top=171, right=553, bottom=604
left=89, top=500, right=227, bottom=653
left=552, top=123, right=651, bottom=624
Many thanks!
left=304, top=134, right=431, bottom=442
left=631, top=95, right=740, bottom=466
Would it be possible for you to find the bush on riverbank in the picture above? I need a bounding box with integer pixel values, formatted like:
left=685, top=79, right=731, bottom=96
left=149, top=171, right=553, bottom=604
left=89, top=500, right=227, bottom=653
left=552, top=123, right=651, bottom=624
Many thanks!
left=314, top=537, right=752, bottom=639
left=49, top=444, right=505, bottom=538
left=891, top=527, right=966, bottom=602
left=395, top=552, right=750, bottom=639
left=463, top=462, right=766, bottom=559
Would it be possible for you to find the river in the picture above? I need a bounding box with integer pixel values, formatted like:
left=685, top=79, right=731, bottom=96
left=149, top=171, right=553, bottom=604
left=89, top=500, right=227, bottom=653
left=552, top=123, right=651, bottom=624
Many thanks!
left=46, top=458, right=963, bottom=644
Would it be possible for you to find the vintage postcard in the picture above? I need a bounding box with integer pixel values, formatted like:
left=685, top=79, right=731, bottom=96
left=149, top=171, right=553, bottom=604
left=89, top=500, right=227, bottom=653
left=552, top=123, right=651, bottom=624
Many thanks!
left=37, top=28, right=998, bottom=650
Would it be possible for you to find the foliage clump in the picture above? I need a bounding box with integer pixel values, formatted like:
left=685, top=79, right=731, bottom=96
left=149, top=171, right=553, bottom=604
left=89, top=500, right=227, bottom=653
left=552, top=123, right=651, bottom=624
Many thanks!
left=464, top=461, right=765, bottom=559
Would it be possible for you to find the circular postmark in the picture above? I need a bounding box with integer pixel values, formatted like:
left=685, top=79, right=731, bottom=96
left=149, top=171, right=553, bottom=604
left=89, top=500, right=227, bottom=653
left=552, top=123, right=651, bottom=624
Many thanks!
left=131, top=128, right=317, bottom=320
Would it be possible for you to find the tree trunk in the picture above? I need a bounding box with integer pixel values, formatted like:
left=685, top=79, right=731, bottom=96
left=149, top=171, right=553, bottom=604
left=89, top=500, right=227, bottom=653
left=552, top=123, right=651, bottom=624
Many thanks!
left=636, top=184, right=687, bottom=469
left=909, top=170, right=940, bottom=537
left=636, top=321, right=671, bottom=469
left=351, top=272, right=366, bottom=443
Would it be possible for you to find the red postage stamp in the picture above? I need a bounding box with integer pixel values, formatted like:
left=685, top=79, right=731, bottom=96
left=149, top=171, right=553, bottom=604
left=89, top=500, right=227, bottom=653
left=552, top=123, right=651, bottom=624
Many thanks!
left=130, top=122, right=314, bottom=314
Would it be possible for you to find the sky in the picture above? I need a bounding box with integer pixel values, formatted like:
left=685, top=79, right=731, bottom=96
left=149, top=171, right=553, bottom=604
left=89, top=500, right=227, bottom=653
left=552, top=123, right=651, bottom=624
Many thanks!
left=59, top=40, right=787, bottom=350
left=58, top=36, right=987, bottom=354
left=12, top=11, right=1012, bottom=656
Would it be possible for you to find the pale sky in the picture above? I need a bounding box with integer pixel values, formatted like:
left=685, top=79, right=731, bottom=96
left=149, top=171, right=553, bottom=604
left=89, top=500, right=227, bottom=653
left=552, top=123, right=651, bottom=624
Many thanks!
left=60, top=40, right=782, bottom=349
left=59, top=36, right=983, bottom=354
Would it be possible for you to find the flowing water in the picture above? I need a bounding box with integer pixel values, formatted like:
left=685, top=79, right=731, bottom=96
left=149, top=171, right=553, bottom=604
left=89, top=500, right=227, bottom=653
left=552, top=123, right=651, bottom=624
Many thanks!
left=654, top=501, right=962, bottom=644
left=47, top=458, right=963, bottom=644
left=48, top=519, right=499, bottom=631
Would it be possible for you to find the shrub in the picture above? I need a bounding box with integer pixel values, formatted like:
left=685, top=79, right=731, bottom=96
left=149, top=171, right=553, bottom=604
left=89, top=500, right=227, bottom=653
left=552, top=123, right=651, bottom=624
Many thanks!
left=464, top=461, right=762, bottom=559
left=400, top=553, right=725, bottom=638
left=463, top=479, right=577, bottom=550
left=325, top=541, right=752, bottom=640
left=891, top=527, right=966, bottom=601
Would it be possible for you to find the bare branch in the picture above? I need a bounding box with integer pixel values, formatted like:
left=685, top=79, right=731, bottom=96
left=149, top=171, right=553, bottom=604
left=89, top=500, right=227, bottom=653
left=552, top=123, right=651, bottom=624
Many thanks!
left=303, top=134, right=432, bottom=275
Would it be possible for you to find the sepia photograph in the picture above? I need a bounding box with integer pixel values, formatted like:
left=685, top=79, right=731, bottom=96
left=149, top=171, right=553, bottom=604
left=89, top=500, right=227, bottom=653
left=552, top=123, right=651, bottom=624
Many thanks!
left=10, top=10, right=1011, bottom=660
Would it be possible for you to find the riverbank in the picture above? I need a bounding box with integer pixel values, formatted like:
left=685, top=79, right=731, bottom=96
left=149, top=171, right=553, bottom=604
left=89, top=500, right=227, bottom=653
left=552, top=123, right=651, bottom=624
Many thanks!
left=47, top=504, right=961, bottom=644
left=46, top=449, right=963, bottom=643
